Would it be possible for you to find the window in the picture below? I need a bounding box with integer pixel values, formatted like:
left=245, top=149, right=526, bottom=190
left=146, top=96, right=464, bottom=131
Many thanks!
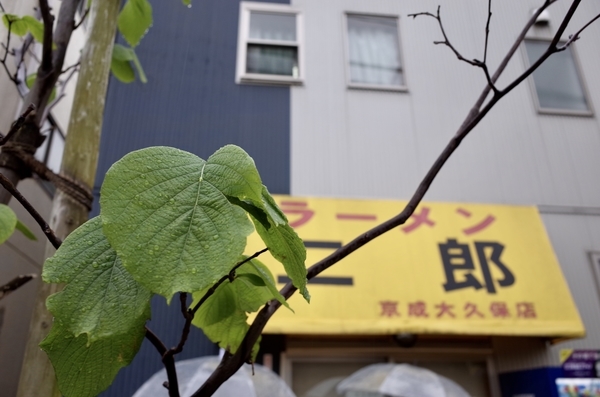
left=344, top=13, right=405, bottom=91
left=524, top=39, right=592, bottom=115
left=590, top=252, right=600, bottom=297
left=236, top=2, right=303, bottom=85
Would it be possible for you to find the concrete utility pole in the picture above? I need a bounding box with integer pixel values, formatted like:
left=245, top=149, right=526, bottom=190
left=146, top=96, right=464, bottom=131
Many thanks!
left=17, top=0, right=120, bottom=395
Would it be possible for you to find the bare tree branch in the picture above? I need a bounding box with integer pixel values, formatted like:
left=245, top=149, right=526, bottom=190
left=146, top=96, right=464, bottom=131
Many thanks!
left=0, top=173, right=62, bottom=249
left=191, top=1, right=597, bottom=395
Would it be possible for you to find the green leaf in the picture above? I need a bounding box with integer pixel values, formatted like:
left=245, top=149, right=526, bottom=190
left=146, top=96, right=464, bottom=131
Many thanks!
left=111, top=57, right=135, bottom=83
left=0, top=204, right=17, bottom=244
left=22, top=15, right=43, bottom=43
left=246, top=258, right=292, bottom=312
left=237, top=273, right=265, bottom=287
left=198, top=282, right=237, bottom=326
left=40, top=322, right=145, bottom=397
left=192, top=259, right=289, bottom=356
left=260, top=185, right=287, bottom=226
left=193, top=282, right=248, bottom=351
left=2, top=14, right=28, bottom=36
left=252, top=217, right=310, bottom=302
left=117, top=0, right=153, bottom=48
left=43, top=217, right=151, bottom=341
left=111, top=44, right=136, bottom=83
left=182, top=0, right=192, bottom=6
left=112, top=43, right=135, bottom=61
left=25, top=73, right=57, bottom=102
left=192, top=278, right=263, bottom=358
left=204, top=145, right=264, bottom=206
left=15, top=220, right=36, bottom=241
left=100, top=146, right=254, bottom=299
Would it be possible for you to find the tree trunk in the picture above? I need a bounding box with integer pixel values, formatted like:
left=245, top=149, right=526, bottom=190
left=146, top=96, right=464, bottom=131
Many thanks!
left=16, top=0, right=120, bottom=396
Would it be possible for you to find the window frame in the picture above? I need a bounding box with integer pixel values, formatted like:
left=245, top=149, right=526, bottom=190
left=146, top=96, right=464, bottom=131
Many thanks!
left=342, top=11, right=408, bottom=92
left=236, top=2, right=304, bottom=86
left=522, top=38, right=593, bottom=117
left=589, top=252, right=600, bottom=299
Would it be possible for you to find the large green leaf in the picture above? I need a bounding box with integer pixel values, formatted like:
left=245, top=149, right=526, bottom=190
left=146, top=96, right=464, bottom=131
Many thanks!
left=252, top=217, right=310, bottom=302
left=43, top=217, right=151, bottom=340
left=117, top=0, right=153, bottom=48
left=40, top=322, right=145, bottom=397
left=100, top=146, right=254, bottom=299
left=0, top=204, right=17, bottom=243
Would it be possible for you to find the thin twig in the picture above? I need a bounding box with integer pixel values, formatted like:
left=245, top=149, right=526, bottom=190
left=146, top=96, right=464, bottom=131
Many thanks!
left=190, top=248, right=269, bottom=316
left=41, top=65, right=79, bottom=122
left=408, top=6, right=499, bottom=94
left=483, top=0, right=492, bottom=64
left=0, top=274, right=36, bottom=300
left=0, top=17, right=20, bottom=86
left=0, top=173, right=61, bottom=249
left=191, top=1, right=596, bottom=395
left=74, top=7, right=90, bottom=30
left=61, top=61, right=80, bottom=75
left=0, top=104, right=35, bottom=146
left=560, top=12, right=600, bottom=49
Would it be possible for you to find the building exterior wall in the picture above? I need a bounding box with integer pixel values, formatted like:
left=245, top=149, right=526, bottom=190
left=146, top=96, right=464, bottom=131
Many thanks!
left=290, top=0, right=600, bottom=383
left=91, top=0, right=600, bottom=396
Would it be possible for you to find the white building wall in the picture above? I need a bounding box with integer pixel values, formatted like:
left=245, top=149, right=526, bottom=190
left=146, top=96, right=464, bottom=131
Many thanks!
left=290, top=0, right=600, bottom=372
left=0, top=1, right=84, bottom=394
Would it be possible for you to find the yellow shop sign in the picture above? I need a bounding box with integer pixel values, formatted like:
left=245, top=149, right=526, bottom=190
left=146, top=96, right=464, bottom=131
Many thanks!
left=245, top=196, right=584, bottom=338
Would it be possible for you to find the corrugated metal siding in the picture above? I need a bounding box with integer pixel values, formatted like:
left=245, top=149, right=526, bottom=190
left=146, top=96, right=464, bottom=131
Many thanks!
left=97, top=0, right=290, bottom=395
left=544, top=213, right=600, bottom=367
left=97, top=0, right=291, bottom=195
left=290, top=0, right=600, bottom=206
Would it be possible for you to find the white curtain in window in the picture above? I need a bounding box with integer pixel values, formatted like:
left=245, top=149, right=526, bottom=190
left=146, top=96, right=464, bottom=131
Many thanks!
left=347, top=15, right=403, bottom=86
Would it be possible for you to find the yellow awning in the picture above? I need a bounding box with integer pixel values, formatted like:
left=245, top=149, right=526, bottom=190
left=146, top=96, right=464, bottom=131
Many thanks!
left=245, top=196, right=585, bottom=339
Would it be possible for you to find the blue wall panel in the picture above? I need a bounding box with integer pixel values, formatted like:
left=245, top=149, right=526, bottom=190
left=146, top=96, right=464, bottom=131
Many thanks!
left=96, top=0, right=291, bottom=195
left=97, top=0, right=290, bottom=395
